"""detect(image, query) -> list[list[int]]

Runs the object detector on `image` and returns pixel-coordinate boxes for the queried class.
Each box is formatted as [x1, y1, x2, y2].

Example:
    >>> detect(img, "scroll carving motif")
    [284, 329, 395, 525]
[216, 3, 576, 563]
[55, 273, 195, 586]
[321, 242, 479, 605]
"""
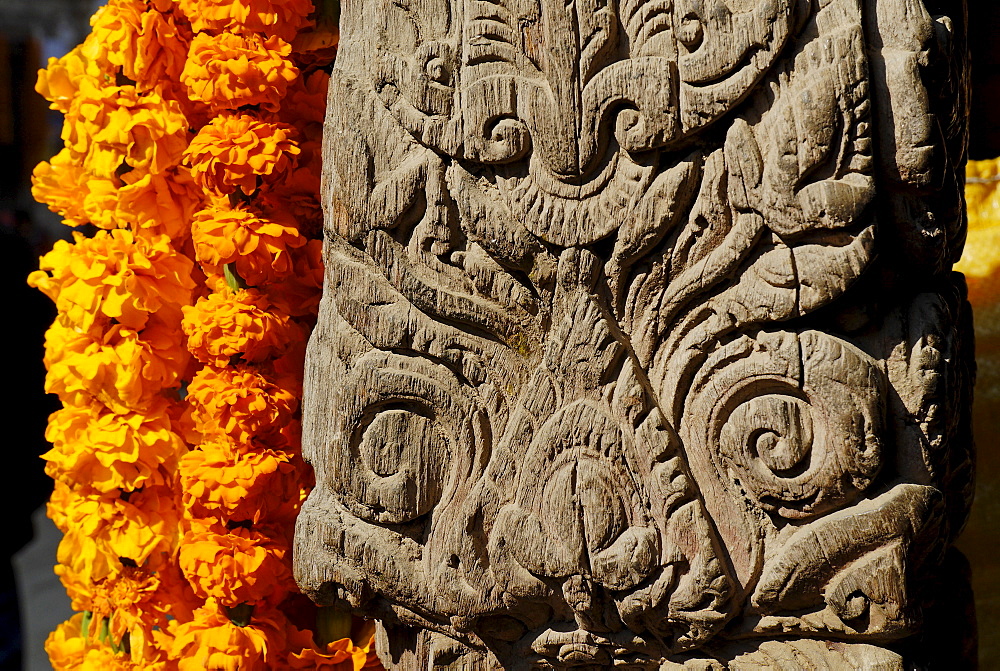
[294, 0, 973, 666]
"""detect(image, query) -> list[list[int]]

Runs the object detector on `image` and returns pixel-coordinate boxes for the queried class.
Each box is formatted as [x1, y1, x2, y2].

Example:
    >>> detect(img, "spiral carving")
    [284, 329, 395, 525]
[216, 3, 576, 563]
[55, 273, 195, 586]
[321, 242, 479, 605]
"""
[691, 330, 885, 520]
[324, 351, 485, 525]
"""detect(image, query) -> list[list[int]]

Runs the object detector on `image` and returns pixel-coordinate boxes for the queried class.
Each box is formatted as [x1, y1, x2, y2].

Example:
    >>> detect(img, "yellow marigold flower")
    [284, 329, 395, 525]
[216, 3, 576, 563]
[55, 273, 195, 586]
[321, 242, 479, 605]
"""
[58, 487, 179, 574]
[176, 0, 314, 42]
[36, 35, 106, 113]
[90, 0, 144, 79]
[184, 113, 299, 196]
[31, 149, 105, 228]
[116, 168, 205, 241]
[43, 317, 191, 414]
[170, 600, 289, 671]
[182, 32, 298, 112]
[63, 80, 190, 180]
[187, 364, 298, 443]
[29, 229, 195, 333]
[191, 202, 306, 285]
[32, 148, 133, 231]
[47, 480, 75, 534]
[55, 559, 98, 613]
[182, 288, 298, 366]
[43, 403, 184, 494]
[81, 645, 167, 670]
[91, 0, 191, 92]
[88, 564, 185, 662]
[45, 613, 87, 671]
[179, 439, 300, 524]
[178, 524, 293, 607]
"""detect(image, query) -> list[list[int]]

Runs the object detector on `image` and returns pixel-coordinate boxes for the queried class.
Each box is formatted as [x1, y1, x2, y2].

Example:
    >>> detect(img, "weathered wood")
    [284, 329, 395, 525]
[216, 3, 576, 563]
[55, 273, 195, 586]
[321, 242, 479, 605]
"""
[294, 0, 974, 666]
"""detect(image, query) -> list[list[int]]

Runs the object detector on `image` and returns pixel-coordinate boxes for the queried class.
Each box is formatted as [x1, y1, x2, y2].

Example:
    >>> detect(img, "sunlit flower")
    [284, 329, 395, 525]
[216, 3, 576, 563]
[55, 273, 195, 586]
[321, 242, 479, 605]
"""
[43, 403, 184, 494]
[116, 168, 205, 242]
[42, 315, 191, 414]
[187, 364, 298, 443]
[45, 613, 87, 671]
[31, 149, 110, 228]
[170, 600, 289, 671]
[90, 0, 191, 92]
[62, 80, 190, 180]
[176, 0, 314, 42]
[184, 113, 299, 196]
[29, 229, 195, 333]
[179, 439, 300, 524]
[35, 37, 106, 113]
[179, 524, 293, 606]
[56, 487, 179, 575]
[182, 32, 298, 112]
[191, 202, 306, 285]
[182, 288, 298, 366]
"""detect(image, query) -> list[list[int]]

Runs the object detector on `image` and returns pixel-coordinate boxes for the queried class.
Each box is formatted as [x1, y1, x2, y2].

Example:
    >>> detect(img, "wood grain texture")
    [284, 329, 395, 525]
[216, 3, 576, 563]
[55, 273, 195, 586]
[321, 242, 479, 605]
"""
[293, 0, 973, 666]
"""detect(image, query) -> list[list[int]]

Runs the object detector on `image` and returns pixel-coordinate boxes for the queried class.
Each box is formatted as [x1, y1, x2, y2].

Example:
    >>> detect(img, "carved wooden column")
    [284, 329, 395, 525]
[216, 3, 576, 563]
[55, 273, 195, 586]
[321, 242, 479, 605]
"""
[294, 0, 974, 666]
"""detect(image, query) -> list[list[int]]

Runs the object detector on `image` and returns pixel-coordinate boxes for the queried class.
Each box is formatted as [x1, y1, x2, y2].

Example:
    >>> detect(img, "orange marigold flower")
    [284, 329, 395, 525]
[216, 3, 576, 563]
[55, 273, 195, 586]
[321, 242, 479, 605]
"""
[182, 32, 298, 112]
[264, 238, 325, 318]
[178, 525, 293, 607]
[287, 630, 383, 670]
[43, 316, 191, 414]
[182, 288, 298, 366]
[62, 80, 189, 180]
[191, 202, 306, 285]
[29, 229, 195, 333]
[259, 163, 323, 235]
[90, 566, 163, 640]
[170, 600, 289, 671]
[45, 613, 87, 671]
[179, 439, 300, 524]
[184, 113, 299, 197]
[43, 403, 184, 494]
[176, 0, 314, 42]
[279, 68, 330, 126]
[187, 364, 298, 443]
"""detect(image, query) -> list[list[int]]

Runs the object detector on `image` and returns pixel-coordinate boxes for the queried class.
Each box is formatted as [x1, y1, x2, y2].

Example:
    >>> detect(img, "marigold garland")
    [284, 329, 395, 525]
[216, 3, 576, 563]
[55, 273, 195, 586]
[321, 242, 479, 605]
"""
[32, 0, 382, 667]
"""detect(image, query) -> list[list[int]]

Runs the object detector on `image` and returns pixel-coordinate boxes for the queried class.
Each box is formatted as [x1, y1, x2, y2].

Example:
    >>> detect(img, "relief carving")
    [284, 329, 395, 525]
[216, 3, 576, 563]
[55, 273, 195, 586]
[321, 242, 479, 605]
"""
[294, 0, 974, 666]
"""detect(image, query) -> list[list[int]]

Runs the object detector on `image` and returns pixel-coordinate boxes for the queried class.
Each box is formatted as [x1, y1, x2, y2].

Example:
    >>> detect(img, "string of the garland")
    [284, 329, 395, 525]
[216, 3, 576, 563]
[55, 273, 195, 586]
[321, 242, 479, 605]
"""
[29, 0, 382, 668]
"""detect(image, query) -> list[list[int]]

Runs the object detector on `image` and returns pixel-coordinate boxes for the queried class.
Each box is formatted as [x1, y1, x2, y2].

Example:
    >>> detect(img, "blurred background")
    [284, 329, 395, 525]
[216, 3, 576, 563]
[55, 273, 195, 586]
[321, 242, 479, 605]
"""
[1, 0, 999, 669]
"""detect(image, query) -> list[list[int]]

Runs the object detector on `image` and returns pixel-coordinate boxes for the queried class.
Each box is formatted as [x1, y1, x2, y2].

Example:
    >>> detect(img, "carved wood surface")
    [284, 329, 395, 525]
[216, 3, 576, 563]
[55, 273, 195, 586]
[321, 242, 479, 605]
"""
[294, 0, 974, 667]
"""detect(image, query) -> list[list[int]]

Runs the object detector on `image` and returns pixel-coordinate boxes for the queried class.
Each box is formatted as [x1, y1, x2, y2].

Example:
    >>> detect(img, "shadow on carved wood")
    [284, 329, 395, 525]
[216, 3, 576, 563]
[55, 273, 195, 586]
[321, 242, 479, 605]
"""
[293, 0, 975, 667]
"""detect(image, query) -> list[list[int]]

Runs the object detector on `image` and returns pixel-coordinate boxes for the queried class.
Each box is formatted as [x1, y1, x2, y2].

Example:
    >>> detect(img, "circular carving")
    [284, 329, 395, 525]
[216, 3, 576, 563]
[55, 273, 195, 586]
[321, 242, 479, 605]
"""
[326, 352, 484, 524]
[697, 331, 885, 519]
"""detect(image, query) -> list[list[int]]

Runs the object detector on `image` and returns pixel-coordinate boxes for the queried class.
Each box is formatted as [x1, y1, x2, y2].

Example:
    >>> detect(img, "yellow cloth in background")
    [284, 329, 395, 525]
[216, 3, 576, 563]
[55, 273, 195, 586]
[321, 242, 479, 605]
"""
[959, 159, 1000, 305]
[957, 159, 1000, 665]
